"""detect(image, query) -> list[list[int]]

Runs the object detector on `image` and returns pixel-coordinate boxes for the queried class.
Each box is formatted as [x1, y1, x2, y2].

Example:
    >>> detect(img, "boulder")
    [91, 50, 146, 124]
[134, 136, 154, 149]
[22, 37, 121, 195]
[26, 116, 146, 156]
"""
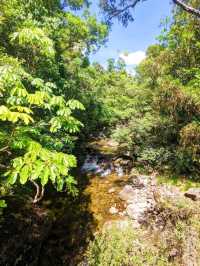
[126, 202, 150, 221]
[119, 185, 135, 201]
[184, 188, 200, 201]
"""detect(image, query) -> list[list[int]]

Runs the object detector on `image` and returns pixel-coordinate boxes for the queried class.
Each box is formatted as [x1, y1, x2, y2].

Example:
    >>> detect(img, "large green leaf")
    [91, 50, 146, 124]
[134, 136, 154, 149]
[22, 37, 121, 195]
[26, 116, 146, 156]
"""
[20, 165, 29, 184]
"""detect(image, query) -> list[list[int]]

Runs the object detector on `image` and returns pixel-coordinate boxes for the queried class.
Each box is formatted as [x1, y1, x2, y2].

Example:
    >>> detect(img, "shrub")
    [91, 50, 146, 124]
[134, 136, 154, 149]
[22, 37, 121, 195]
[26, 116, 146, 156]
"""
[86, 223, 171, 266]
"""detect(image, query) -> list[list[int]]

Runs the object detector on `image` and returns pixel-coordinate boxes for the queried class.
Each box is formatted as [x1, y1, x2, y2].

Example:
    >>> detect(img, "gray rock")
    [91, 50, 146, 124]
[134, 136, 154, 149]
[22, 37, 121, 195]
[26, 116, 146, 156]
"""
[118, 175, 158, 223]
[159, 184, 182, 200]
[119, 185, 135, 201]
[184, 188, 200, 201]
[126, 203, 147, 220]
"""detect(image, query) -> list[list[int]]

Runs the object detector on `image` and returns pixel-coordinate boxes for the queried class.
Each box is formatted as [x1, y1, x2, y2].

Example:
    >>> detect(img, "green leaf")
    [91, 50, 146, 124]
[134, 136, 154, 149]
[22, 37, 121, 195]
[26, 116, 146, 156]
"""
[57, 178, 64, 191]
[40, 167, 50, 186]
[31, 161, 43, 180]
[7, 172, 18, 185]
[0, 200, 7, 208]
[49, 165, 57, 183]
[20, 165, 29, 184]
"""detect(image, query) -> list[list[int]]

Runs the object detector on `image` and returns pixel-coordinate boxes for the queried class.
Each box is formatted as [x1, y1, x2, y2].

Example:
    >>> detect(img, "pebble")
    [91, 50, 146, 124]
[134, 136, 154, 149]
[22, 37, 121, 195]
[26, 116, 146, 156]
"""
[108, 188, 116, 193]
[109, 206, 119, 215]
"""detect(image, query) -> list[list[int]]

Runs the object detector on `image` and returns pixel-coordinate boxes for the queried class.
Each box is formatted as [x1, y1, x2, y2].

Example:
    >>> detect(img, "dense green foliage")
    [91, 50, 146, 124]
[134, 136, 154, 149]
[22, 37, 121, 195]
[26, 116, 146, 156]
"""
[98, 1, 200, 178]
[1, 0, 200, 265]
[1, 0, 200, 206]
[0, 0, 108, 203]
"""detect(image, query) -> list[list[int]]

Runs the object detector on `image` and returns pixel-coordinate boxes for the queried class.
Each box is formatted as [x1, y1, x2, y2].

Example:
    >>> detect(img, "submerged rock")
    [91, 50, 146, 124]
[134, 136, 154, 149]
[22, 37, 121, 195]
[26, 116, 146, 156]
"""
[107, 140, 119, 147]
[115, 166, 124, 177]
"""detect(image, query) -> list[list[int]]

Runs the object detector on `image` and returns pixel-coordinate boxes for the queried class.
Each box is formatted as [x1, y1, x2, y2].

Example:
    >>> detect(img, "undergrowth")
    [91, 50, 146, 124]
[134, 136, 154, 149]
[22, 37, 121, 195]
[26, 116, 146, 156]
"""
[84, 198, 200, 266]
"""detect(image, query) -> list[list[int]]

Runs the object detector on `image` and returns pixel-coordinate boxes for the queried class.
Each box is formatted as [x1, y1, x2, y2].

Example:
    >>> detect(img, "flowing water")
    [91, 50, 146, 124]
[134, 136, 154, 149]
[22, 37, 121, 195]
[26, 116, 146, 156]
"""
[81, 151, 130, 229]
[39, 139, 132, 265]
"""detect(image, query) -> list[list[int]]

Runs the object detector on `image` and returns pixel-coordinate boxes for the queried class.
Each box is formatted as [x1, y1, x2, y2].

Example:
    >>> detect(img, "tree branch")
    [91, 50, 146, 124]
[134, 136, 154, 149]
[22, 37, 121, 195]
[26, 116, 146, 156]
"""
[30, 180, 45, 204]
[109, 0, 142, 19]
[105, 0, 200, 22]
[36, 186, 45, 203]
[173, 0, 200, 18]
[0, 146, 11, 155]
[0, 146, 9, 152]
[0, 163, 8, 169]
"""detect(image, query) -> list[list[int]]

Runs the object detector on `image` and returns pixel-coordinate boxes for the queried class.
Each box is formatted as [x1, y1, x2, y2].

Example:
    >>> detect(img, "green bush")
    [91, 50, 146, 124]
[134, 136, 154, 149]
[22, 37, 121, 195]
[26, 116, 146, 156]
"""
[86, 223, 170, 266]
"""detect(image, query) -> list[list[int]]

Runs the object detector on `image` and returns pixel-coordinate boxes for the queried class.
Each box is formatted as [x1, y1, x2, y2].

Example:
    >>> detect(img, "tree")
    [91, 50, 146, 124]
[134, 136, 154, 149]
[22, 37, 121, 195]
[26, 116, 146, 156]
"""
[102, 0, 200, 176]
[0, 0, 108, 204]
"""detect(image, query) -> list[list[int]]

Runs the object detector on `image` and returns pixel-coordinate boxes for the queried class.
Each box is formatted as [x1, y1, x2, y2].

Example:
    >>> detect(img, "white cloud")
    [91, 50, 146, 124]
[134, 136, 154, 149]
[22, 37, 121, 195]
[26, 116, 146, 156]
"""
[119, 51, 146, 65]
[126, 67, 136, 76]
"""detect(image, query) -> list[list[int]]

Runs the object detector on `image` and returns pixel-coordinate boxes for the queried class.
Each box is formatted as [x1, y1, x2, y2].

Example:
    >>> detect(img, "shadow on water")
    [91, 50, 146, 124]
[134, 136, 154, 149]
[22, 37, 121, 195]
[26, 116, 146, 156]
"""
[0, 170, 96, 266]
[39, 172, 96, 266]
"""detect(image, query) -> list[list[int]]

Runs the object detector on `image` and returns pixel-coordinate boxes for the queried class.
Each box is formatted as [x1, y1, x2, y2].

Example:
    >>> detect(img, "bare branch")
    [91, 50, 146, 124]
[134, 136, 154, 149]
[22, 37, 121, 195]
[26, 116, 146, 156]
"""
[173, 0, 200, 18]
[102, 0, 200, 23]
[36, 186, 45, 203]
[30, 180, 45, 204]
[109, 0, 142, 19]
[0, 163, 8, 169]
[0, 146, 9, 152]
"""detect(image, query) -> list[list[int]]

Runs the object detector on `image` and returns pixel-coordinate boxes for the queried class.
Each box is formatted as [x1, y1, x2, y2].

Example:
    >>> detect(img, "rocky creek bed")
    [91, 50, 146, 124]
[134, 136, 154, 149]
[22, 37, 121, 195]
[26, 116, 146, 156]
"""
[81, 139, 190, 230]
[1, 139, 200, 266]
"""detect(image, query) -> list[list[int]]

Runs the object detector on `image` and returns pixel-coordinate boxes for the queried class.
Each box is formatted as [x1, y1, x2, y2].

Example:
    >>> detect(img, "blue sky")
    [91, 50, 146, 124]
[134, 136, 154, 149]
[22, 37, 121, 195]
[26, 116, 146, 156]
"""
[89, 0, 173, 71]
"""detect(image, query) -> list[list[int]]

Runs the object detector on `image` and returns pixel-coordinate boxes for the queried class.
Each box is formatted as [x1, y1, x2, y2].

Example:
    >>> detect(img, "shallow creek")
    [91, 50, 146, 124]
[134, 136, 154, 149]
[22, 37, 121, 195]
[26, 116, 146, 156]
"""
[81, 150, 130, 229]
[40, 139, 132, 265]
[0, 139, 132, 266]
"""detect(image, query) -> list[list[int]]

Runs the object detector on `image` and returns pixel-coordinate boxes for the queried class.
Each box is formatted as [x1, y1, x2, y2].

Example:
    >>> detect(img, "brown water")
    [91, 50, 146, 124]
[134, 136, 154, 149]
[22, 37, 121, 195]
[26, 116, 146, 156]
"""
[84, 172, 129, 229]
[81, 139, 131, 228]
